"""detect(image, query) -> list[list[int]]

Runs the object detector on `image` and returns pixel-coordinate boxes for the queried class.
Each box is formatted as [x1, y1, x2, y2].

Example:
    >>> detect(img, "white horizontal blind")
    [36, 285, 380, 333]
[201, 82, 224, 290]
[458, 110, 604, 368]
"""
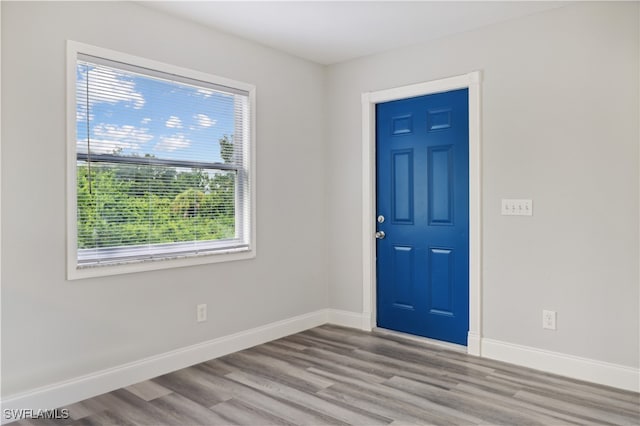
[75, 55, 250, 267]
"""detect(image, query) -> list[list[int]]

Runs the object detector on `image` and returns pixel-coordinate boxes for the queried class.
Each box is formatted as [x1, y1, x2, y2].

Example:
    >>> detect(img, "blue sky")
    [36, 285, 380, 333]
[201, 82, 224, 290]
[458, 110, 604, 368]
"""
[76, 62, 236, 164]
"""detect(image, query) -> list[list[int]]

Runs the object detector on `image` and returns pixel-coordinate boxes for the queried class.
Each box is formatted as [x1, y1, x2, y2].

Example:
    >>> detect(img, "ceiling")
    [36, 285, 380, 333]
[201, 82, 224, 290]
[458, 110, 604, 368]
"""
[142, 1, 567, 65]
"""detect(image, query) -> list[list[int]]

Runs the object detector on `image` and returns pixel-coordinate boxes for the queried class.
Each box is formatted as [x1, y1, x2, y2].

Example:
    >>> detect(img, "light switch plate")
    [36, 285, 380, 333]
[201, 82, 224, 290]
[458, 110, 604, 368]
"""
[501, 199, 533, 216]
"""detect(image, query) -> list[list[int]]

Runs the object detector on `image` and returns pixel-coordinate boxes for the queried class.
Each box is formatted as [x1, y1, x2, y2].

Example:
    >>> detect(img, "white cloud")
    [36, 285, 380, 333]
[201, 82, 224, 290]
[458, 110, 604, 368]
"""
[93, 123, 153, 145]
[78, 123, 153, 155]
[194, 113, 216, 128]
[76, 108, 94, 123]
[196, 88, 213, 98]
[165, 116, 182, 128]
[154, 134, 191, 152]
[77, 138, 141, 155]
[141, 117, 152, 125]
[80, 66, 145, 109]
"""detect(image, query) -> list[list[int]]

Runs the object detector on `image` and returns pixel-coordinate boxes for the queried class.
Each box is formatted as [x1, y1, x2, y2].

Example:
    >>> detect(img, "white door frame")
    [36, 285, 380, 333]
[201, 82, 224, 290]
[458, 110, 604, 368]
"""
[361, 71, 482, 356]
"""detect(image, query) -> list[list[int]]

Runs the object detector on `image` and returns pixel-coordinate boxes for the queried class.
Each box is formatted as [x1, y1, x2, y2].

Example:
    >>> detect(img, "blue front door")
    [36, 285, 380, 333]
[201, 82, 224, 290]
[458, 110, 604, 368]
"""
[376, 89, 469, 345]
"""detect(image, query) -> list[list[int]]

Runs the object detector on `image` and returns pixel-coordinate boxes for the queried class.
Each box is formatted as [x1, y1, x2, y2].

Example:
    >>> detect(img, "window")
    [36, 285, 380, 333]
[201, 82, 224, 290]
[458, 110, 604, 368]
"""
[67, 42, 255, 279]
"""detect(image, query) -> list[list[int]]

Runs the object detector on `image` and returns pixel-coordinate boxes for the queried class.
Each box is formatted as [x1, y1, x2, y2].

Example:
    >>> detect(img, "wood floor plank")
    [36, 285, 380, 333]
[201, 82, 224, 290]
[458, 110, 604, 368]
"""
[452, 382, 592, 425]
[318, 381, 464, 426]
[209, 398, 296, 426]
[151, 366, 232, 407]
[287, 333, 360, 354]
[384, 375, 544, 426]
[317, 327, 477, 372]
[191, 365, 347, 426]
[64, 394, 121, 422]
[146, 392, 230, 425]
[256, 342, 391, 385]
[444, 370, 520, 397]
[124, 380, 172, 402]
[491, 370, 640, 410]
[71, 409, 138, 426]
[514, 389, 639, 425]
[224, 350, 335, 391]
[335, 346, 472, 387]
[308, 366, 485, 425]
[269, 338, 308, 351]
[85, 389, 175, 425]
[352, 347, 492, 379]
[226, 370, 391, 425]
[67, 392, 145, 424]
[39, 325, 637, 426]
[520, 384, 640, 418]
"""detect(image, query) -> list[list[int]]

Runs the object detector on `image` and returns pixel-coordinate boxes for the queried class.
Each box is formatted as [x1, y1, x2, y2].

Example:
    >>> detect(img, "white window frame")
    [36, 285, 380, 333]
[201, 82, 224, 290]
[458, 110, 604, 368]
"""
[66, 41, 256, 280]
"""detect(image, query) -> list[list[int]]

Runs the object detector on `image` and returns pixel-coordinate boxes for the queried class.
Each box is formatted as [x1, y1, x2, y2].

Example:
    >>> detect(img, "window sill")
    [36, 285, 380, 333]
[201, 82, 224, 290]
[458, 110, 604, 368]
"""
[67, 246, 255, 280]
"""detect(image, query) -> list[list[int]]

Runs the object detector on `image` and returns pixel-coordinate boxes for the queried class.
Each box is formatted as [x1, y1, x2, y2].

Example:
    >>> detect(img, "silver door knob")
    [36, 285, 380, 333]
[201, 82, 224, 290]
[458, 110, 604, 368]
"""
[375, 231, 386, 239]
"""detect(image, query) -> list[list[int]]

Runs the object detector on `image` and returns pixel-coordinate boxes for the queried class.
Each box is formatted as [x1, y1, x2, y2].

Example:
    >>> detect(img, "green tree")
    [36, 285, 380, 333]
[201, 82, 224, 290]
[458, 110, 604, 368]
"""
[219, 134, 234, 164]
[171, 188, 205, 218]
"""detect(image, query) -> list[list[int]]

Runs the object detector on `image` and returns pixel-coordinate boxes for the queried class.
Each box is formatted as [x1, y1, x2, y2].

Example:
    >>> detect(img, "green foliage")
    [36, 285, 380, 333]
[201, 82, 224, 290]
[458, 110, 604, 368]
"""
[77, 153, 236, 250]
[219, 134, 234, 164]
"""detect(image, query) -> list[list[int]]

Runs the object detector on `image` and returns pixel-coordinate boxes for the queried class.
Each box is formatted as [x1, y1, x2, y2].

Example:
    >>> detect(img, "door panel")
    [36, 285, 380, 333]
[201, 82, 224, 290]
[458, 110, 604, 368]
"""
[391, 245, 415, 309]
[376, 89, 469, 345]
[428, 146, 454, 225]
[392, 150, 414, 223]
[428, 247, 454, 315]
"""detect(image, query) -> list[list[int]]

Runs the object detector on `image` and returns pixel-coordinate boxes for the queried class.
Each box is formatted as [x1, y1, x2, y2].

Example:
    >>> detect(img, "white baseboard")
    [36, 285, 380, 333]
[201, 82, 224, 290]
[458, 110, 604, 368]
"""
[326, 308, 368, 330]
[467, 331, 481, 356]
[0, 309, 328, 424]
[482, 338, 640, 393]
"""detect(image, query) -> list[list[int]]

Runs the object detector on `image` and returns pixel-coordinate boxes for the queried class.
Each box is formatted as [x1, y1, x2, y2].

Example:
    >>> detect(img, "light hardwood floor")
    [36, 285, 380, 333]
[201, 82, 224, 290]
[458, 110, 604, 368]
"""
[15, 325, 640, 425]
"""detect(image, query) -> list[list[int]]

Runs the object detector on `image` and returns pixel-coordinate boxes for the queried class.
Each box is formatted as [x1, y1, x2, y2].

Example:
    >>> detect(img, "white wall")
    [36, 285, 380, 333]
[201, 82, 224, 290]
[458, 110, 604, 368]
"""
[326, 2, 639, 368]
[1, 1, 327, 396]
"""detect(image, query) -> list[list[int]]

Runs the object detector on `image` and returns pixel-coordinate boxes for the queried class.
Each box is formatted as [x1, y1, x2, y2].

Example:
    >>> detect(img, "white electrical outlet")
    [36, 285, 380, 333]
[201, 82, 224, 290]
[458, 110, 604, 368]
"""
[196, 304, 207, 322]
[542, 310, 556, 330]
[501, 199, 533, 216]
